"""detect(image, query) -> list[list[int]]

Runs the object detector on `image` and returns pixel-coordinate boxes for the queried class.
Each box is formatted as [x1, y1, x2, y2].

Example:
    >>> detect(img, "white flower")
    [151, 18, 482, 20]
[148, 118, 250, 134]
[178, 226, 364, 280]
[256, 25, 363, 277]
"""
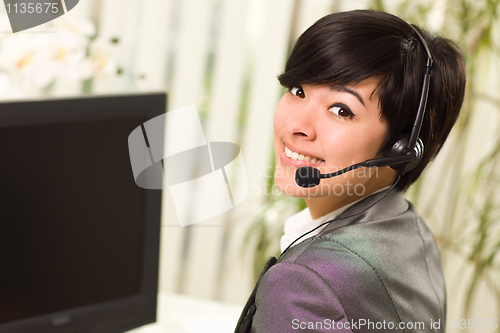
[0, 15, 97, 90]
[88, 37, 120, 77]
[0, 72, 25, 99]
[0, 11, 121, 97]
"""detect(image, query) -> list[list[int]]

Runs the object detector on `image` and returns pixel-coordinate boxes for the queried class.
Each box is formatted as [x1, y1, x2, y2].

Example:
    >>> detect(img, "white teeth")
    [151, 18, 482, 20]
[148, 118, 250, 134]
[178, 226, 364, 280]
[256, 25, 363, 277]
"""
[285, 145, 323, 163]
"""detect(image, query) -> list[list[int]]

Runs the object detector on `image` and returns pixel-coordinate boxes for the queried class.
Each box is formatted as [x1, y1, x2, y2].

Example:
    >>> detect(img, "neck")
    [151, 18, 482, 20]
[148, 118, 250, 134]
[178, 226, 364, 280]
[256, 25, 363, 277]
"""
[305, 167, 397, 220]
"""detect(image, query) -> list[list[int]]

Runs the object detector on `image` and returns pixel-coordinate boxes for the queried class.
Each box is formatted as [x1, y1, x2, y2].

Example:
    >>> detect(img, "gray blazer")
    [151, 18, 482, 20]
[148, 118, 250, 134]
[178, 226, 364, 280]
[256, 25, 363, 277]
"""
[236, 189, 446, 333]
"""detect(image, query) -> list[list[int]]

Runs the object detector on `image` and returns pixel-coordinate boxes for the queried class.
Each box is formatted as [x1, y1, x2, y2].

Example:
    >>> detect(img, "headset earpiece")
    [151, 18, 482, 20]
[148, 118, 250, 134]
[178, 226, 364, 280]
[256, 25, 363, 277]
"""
[388, 134, 424, 173]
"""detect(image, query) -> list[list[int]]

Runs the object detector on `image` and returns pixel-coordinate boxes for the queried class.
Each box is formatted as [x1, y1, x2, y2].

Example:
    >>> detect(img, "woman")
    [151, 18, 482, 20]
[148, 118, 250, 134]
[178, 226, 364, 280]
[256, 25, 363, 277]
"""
[236, 9, 465, 333]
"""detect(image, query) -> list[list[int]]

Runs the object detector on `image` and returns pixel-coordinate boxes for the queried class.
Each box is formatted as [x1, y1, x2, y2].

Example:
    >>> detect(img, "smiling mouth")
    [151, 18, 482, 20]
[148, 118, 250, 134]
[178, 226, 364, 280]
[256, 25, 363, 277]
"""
[284, 144, 324, 163]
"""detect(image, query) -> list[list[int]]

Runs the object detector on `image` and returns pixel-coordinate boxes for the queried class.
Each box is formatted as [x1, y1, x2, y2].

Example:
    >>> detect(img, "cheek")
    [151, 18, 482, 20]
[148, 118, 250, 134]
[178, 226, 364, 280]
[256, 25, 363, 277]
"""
[321, 123, 388, 166]
[273, 101, 287, 132]
[273, 100, 290, 147]
[357, 123, 389, 159]
[321, 128, 364, 164]
[366, 119, 390, 154]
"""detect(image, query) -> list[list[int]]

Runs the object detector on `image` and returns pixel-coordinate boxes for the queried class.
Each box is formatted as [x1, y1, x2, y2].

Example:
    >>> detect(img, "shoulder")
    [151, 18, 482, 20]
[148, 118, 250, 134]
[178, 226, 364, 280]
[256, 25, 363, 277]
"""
[284, 235, 404, 320]
[268, 196, 444, 327]
[253, 260, 353, 332]
[253, 247, 402, 333]
[251, 190, 446, 331]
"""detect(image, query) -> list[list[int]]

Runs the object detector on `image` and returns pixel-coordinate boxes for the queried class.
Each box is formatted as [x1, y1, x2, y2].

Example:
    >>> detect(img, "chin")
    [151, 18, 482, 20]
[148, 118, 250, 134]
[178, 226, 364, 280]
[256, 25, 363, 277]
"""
[274, 175, 315, 198]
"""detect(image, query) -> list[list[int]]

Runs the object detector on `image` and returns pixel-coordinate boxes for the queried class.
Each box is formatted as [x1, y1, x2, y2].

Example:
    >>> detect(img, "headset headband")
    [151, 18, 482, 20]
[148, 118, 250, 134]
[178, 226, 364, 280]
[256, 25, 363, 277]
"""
[407, 25, 433, 153]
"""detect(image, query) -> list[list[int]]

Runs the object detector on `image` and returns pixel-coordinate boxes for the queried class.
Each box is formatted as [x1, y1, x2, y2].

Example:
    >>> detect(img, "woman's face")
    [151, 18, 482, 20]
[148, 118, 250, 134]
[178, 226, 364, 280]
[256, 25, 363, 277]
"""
[273, 77, 394, 206]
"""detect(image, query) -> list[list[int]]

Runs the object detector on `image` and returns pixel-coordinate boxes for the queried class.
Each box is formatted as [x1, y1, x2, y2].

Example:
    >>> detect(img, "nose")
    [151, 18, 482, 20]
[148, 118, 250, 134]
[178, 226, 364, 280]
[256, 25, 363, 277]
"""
[286, 102, 317, 140]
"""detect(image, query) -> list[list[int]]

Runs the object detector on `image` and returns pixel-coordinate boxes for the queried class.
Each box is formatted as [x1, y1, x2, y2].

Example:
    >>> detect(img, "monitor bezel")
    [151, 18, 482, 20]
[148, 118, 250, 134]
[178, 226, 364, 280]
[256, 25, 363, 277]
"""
[0, 92, 166, 333]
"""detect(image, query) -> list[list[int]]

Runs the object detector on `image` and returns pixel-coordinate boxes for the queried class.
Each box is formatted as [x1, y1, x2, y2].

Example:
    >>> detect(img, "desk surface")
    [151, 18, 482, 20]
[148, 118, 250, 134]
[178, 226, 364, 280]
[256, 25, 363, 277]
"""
[126, 292, 243, 333]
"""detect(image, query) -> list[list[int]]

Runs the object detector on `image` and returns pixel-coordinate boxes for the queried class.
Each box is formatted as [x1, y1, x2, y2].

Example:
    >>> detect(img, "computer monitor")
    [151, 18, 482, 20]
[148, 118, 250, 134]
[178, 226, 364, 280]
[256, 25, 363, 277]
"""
[0, 92, 166, 333]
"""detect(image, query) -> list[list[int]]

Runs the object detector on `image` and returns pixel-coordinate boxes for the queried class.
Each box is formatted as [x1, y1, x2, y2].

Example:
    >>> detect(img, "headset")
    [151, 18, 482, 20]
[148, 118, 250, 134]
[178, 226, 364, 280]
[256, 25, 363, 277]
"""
[235, 25, 434, 333]
[288, 25, 434, 253]
[295, 25, 433, 188]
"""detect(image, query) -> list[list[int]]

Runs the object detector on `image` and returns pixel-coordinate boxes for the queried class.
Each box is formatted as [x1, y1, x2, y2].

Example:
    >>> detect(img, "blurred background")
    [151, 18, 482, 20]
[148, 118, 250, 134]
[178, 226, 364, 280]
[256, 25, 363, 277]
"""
[1, 0, 499, 332]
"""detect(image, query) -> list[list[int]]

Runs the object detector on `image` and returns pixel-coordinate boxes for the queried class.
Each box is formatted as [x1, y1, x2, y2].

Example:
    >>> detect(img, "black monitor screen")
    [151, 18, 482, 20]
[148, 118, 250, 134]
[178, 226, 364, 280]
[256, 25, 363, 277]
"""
[0, 93, 164, 331]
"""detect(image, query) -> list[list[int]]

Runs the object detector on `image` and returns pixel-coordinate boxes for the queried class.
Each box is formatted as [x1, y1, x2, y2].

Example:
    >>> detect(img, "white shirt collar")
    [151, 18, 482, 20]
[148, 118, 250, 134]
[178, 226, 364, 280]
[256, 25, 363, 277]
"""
[280, 186, 391, 252]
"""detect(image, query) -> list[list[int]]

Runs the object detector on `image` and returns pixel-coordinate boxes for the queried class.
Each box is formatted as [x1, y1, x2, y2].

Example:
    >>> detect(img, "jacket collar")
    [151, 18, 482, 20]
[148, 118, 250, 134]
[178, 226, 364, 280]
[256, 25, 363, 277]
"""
[320, 188, 409, 234]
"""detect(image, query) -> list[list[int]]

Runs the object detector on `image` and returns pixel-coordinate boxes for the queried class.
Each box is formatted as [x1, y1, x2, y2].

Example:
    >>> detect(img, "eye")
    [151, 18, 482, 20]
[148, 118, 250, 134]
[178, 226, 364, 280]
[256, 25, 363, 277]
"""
[290, 86, 305, 98]
[328, 103, 355, 119]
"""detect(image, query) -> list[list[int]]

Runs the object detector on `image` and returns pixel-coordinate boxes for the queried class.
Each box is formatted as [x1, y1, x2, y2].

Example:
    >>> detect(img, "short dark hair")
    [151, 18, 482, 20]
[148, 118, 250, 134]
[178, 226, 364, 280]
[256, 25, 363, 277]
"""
[278, 10, 466, 191]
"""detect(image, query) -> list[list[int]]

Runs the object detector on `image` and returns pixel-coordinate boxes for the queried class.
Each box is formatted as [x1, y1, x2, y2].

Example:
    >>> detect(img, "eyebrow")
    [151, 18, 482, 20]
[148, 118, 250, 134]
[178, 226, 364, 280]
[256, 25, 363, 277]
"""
[330, 85, 365, 106]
